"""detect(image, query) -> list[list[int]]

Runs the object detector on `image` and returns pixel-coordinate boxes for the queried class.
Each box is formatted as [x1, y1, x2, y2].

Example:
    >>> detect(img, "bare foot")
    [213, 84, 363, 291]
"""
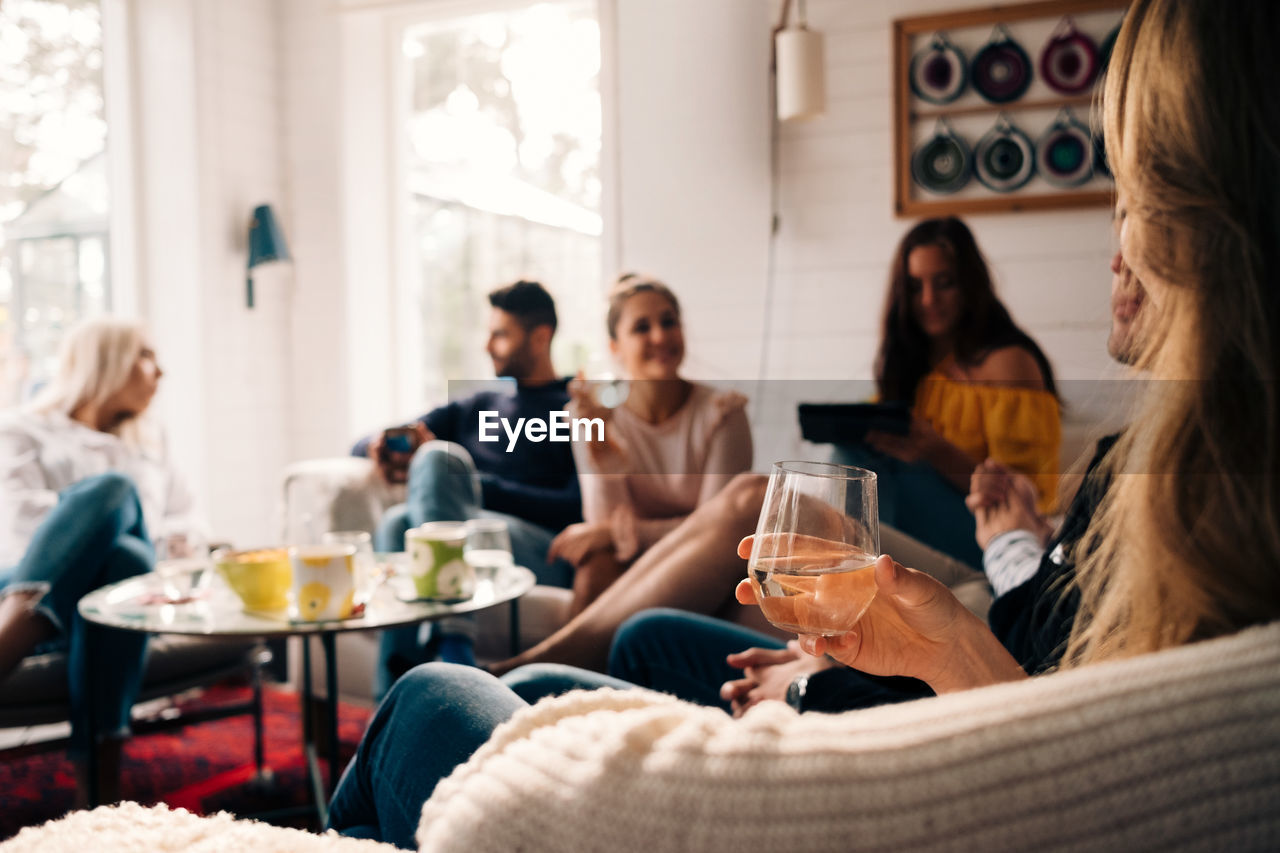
[0, 590, 55, 683]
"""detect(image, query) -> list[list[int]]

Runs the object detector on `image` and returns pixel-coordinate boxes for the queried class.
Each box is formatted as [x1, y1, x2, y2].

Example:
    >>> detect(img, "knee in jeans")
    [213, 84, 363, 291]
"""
[392, 661, 489, 702]
[409, 442, 474, 481]
[103, 534, 153, 581]
[611, 608, 682, 667]
[407, 442, 477, 500]
[79, 472, 140, 514]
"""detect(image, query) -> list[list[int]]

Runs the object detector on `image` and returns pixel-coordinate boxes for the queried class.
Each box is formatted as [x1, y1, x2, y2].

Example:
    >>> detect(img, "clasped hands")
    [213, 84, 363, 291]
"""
[965, 459, 1054, 549]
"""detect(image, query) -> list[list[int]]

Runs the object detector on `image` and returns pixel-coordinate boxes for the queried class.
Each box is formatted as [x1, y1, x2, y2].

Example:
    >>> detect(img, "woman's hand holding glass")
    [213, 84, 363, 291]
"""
[568, 371, 628, 472]
[737, 459, 1028, 695]
[735, 544, 1024, 694]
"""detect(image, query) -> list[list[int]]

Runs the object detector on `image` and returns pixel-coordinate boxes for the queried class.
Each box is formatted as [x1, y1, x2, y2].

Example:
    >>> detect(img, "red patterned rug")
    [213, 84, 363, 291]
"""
[0, 683, 372, 841]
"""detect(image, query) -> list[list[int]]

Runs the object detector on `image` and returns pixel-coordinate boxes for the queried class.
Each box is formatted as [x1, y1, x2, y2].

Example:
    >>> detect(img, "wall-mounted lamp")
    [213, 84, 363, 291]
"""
[246, 203, 291, 309]
[774, 0, 826, 121]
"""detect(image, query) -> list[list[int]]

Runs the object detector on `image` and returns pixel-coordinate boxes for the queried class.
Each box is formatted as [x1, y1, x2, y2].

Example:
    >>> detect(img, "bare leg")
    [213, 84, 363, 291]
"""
[0, 590, 55, 683]
[490, 474, 778, 675]
[569, 550, 628, 619]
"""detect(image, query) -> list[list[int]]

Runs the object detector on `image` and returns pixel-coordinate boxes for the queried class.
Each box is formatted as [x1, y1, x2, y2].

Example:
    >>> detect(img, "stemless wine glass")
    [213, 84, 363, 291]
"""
[322, 530, 376, 603]
[463, 518, 514, 582]
[583, 354, 630, 410]
[747, 461, 880, 638]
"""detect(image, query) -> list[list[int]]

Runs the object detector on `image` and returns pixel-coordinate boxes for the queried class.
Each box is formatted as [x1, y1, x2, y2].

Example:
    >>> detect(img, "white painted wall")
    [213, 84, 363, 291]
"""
[768, 0, 1116, 384]
[756, 0, 1120, 467]
[128, 0, 293, 549]
[612, 0, 773, 381]
[123, 0, 1120, 548]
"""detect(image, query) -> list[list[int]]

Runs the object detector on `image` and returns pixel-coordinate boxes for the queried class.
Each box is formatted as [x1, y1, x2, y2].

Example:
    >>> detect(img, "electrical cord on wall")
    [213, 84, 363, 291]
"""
[753, 0, 792, 425]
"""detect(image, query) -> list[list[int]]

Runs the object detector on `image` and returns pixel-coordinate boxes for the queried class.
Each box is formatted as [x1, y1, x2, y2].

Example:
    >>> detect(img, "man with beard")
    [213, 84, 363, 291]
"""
[352, 280, 580, 687]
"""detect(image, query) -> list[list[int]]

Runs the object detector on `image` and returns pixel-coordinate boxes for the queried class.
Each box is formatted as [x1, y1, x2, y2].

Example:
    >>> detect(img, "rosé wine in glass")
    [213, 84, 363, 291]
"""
[747, 461, 879, 637]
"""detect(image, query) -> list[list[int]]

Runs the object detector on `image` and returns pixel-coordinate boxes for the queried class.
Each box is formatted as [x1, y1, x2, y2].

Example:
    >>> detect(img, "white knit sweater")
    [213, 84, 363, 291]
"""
[417, 620, 1280, 852]
[6, 622, 1279, 852]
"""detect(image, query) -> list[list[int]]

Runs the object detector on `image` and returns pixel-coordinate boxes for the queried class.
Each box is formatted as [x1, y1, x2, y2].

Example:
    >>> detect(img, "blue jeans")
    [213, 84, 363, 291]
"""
[608, 608, 784, 711]
[0, 472, 153, 751]
[328, 663, 529, 849]
[374, 442, 573, 698]
[500, 608, 781, 712]
[330, 614, 782, 845]
[831, 442, 983, 569]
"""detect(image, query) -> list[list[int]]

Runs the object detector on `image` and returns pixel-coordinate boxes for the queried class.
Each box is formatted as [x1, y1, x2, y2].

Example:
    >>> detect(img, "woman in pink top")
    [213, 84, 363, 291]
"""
[547, 274, 753, 615]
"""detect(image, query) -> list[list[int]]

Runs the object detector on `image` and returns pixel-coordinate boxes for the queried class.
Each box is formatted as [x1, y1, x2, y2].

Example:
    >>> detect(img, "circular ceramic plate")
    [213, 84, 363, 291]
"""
[1040, 30, 1099, 94]
[971, 38, 1033, 103]
[1036, 119, 1094, 187]
[910, 40, 967, 104]
[974, 123, 1035, 192]
[911, 132, 972, 194]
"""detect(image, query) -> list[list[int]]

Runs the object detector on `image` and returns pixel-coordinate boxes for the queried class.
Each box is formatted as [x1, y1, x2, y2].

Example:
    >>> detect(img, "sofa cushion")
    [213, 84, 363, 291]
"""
[0, 636, 259, 728]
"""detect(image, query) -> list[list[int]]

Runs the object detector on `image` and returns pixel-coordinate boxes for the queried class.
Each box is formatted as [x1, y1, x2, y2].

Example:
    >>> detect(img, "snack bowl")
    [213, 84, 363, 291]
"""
[213, 547, 292, 613]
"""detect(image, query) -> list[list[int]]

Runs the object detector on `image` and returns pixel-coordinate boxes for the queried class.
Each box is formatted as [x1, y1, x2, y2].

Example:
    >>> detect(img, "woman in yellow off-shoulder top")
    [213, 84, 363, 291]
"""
[833, 217, 1060, 568]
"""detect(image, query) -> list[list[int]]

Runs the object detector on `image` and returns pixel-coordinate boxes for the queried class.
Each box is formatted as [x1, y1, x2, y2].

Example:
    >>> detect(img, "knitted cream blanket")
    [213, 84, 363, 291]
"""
[417, 620, 1280, 852]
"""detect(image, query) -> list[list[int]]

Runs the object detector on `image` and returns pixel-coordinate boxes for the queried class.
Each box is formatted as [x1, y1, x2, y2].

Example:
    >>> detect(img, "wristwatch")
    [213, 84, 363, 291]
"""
[785, 673, 810, 711]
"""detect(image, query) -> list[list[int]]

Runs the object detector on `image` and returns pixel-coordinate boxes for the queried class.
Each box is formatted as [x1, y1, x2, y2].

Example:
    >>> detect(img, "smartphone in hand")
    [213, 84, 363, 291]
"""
[378, 425, 423, 484]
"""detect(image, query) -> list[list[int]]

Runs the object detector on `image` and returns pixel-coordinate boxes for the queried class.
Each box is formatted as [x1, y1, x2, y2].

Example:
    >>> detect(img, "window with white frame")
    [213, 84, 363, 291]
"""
[0, 0, 110, 407]
[398, 0, 604, 404]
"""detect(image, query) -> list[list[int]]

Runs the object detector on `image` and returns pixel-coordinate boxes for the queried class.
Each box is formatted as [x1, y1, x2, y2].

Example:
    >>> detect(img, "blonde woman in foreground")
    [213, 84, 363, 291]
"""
[325, 3, 1280, 847]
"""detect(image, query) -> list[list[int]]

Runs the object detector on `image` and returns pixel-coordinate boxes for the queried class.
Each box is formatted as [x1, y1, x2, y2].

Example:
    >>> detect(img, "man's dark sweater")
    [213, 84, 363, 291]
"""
[351, 379, 582, 532]
[798, 433, 1120, 712]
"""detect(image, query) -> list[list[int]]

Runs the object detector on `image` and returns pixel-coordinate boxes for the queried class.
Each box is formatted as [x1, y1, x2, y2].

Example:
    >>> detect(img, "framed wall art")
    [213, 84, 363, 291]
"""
[893, 0, 1128, 217]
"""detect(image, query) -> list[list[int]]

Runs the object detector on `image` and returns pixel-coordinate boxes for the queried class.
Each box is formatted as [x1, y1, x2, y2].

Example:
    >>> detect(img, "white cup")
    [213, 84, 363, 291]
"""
[405, 521, 473, 600]
[288, 544, 357, 621]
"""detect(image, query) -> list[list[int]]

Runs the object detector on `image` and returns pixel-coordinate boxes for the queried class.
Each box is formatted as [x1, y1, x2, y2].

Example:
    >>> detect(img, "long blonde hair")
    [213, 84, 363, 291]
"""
[26, 317, 152, 444]
[1067, 0, 1280, 664]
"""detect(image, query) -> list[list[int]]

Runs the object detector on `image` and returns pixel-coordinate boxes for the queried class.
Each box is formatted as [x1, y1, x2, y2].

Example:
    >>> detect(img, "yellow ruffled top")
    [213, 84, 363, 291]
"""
[914, 370, 1062, 513]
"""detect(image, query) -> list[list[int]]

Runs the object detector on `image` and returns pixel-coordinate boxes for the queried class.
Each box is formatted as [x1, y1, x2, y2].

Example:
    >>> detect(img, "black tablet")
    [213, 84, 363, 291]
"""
[798, 402, 912, 445]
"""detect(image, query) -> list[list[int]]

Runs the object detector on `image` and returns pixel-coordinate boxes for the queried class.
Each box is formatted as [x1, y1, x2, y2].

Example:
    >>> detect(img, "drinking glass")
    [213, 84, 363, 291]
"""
[155, 530, 212, 603]
[322, 530, 376, 603]
[463, 518, 514, 581]
[746, 461, 880, 638]
[584, 354, 630, 409]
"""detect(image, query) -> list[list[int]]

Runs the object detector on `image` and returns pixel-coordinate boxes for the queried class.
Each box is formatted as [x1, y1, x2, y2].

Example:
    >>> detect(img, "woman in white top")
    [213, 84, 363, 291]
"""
[547, 274, 753, 616]
[0, 317, 199, 800]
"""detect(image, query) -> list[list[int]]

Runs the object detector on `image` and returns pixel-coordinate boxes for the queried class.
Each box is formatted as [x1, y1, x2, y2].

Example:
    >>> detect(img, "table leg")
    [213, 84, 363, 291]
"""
[322, 631, 339, 791]
[301, 636, 314, 750]
[300, 635, 329, 826]
[508, 597, 521, 657]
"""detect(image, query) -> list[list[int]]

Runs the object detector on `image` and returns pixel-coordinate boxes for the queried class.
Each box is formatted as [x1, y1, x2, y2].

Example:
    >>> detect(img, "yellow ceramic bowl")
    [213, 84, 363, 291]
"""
[214, 547, 292, 612]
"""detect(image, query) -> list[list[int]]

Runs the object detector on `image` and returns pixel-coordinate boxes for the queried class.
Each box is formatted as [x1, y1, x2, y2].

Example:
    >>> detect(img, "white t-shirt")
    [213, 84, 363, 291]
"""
[0, 409, 202, 568]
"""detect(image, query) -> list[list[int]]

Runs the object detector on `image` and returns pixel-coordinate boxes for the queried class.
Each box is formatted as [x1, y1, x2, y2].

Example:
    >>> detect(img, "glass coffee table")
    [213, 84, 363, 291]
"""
[79, 554, 534, 824]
